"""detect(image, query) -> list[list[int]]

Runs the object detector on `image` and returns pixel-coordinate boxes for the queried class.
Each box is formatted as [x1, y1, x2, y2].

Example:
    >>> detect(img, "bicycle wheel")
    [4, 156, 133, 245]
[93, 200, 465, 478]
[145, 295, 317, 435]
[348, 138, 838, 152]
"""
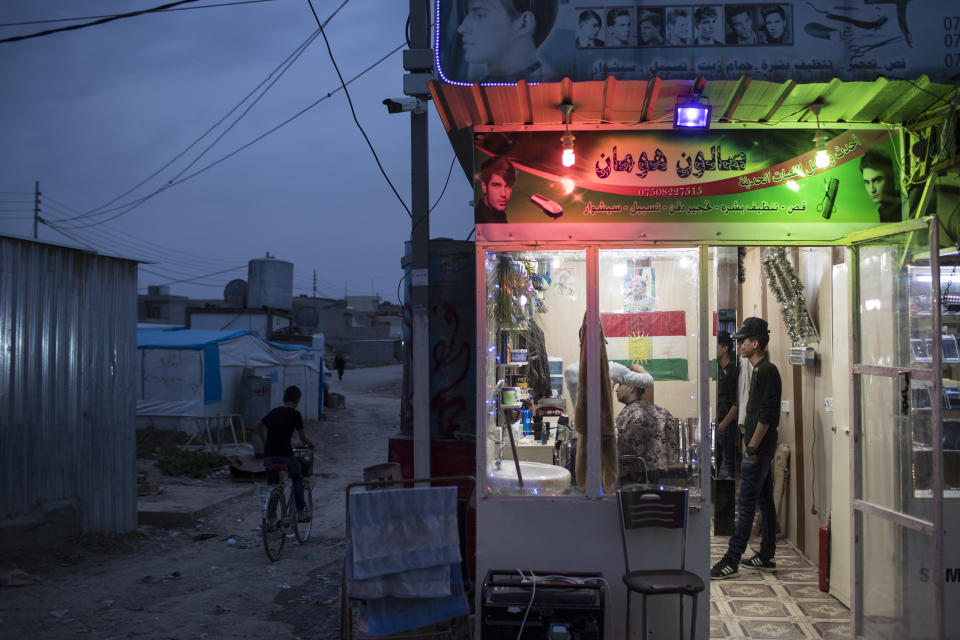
[262, 490, 286, 561]
[294, 483, 313, 543]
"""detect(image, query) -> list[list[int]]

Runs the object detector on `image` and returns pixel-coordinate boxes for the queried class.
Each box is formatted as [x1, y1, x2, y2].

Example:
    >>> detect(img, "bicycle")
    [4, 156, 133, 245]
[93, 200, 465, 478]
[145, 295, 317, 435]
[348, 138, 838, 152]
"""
[261, 446, 314, 561]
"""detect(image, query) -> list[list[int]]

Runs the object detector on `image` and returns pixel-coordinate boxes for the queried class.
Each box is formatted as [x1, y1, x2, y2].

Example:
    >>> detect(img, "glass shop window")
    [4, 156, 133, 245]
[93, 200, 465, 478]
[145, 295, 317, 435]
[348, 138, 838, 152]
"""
[484, 250, 586, 497]
[599, 248, 702, 495]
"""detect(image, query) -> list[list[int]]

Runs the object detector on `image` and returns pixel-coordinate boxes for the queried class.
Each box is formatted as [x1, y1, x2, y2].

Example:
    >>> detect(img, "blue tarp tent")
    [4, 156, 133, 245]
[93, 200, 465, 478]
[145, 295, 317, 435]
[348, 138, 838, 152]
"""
[136, 328, 328, 430]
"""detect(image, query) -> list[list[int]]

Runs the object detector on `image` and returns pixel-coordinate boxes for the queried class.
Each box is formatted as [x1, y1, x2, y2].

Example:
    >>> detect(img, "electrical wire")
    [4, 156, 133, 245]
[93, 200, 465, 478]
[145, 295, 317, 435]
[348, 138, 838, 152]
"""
[0, 1, 275, 27]
[41, 202, 240, 271]
[140, 264, 247, 286]
[41, 194, 345, 297]
[55, 28, 323, 223]
[307, 0, 411, 217]
[0, 0, 203, 44]
[55, 41, 406, 229]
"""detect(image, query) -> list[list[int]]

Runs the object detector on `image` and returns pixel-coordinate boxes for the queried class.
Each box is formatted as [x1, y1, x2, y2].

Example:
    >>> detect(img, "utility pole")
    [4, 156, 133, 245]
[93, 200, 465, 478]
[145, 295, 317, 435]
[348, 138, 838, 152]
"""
[407, 0, 433, 480]
[33, 181, 40, 239]
[313, 270, 317, 298]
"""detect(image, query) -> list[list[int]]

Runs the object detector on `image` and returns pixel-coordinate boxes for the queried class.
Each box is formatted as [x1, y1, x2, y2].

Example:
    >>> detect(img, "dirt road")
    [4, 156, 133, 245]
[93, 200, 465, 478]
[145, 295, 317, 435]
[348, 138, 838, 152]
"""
[0, 364, 404, 639]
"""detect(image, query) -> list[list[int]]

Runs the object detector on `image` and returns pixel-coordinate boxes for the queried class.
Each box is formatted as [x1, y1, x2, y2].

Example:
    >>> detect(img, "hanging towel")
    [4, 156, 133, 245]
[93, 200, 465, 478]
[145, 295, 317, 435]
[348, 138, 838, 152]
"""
[348, 486, 461, 580]
[364, 562, 469, 636]
[345, 544, 452, 599]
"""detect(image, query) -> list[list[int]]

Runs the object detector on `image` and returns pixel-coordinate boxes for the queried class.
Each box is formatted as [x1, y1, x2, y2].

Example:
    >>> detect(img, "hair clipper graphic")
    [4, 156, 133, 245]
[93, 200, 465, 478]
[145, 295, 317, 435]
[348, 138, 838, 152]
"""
[822, 177, 839, 219]
[529, 193, 564, 219]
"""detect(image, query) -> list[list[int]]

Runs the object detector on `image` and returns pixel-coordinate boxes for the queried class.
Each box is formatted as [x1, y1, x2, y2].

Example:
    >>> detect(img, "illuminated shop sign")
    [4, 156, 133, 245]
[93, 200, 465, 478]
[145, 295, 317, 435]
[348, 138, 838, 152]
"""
[438, 1, 957, 85]
[473, 129, 902, 226]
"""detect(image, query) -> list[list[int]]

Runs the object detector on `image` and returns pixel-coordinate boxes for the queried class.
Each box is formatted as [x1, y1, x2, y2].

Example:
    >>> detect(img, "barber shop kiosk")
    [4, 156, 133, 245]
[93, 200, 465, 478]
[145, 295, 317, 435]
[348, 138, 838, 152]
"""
[424, 3, 958, 638]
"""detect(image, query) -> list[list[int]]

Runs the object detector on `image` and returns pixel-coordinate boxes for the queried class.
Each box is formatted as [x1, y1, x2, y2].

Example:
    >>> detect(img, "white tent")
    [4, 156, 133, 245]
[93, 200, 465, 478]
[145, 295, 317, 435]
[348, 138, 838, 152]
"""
[136, 328, 327, 430]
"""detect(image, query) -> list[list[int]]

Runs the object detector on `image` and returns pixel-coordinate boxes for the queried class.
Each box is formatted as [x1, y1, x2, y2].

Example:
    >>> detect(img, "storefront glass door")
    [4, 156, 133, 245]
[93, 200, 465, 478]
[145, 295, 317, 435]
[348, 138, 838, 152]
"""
[848, 218, 945, 640]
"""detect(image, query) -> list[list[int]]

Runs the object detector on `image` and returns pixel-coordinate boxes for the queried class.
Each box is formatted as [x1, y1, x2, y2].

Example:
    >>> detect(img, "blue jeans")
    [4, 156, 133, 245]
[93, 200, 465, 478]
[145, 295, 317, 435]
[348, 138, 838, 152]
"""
[724, 452, 777, 564]
[715, 424, 737, 479]
[264, 455, 305, 511]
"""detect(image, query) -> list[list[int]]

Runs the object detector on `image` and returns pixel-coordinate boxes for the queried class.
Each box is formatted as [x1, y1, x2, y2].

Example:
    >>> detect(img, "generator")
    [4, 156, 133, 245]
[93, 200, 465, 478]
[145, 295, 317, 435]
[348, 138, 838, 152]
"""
[481, 570, 606, 640]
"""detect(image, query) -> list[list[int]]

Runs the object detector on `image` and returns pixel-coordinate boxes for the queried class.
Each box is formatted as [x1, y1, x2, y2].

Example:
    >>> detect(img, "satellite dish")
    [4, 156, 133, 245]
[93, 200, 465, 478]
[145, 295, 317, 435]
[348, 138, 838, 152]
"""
[224, 279, 248, 306]
[295, 306, 319, 331]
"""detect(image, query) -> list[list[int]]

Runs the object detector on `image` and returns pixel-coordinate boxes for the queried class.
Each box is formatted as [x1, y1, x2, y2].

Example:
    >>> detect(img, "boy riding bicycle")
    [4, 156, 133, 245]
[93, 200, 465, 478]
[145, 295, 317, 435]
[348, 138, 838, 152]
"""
[257, 385, 316, 523]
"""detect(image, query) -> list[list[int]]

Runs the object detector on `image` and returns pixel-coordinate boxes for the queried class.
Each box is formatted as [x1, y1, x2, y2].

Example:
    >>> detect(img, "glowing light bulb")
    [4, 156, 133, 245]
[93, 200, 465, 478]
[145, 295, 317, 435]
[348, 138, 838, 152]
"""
[785, 180, 800, 192]
[560, 177, 575, 195]
[560, 129, 575, 167]
[815, 149, 830, 169]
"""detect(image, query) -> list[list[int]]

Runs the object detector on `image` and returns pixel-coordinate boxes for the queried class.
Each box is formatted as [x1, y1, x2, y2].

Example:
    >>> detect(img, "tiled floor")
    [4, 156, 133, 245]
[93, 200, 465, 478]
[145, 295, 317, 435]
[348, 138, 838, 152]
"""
[710, 536, 851, 639]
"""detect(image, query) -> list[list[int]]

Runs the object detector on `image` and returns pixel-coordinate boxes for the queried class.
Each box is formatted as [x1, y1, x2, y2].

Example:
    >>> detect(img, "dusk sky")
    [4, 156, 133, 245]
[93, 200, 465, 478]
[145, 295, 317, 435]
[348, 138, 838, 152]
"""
[0, 0, 474, 302]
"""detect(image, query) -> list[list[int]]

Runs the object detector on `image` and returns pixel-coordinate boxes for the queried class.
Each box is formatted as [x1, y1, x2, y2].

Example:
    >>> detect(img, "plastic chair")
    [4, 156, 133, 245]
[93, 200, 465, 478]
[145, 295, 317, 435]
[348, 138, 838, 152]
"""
[617, 485, 704, 640]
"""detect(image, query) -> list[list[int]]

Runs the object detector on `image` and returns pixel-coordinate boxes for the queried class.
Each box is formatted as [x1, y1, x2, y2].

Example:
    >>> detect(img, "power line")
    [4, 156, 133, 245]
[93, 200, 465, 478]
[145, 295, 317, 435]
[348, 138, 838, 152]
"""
[307, 0, 411, 217]
[55, 29, 322, 222]
[55, 41, 406, 229]
[0, 0, 203, 45]
[140, 264, 247, 286]
[0, 0, 275, 27]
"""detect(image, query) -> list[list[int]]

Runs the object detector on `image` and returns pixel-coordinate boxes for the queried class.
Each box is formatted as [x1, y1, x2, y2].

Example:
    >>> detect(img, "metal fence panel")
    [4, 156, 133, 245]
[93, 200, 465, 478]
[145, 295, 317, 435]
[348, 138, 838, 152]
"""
[1, 236, 138, 533]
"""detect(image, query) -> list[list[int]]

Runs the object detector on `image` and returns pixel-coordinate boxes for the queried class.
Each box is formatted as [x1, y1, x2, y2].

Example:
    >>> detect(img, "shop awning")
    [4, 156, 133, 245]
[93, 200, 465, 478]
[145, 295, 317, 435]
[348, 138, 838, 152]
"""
[429, 75, 957, 179]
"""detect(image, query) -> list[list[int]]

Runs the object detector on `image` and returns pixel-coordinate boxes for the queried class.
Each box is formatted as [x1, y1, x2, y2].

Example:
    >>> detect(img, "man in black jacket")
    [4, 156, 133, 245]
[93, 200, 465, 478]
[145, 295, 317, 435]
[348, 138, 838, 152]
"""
[715, 331, 738, 480]
[711, 317, 781, 579]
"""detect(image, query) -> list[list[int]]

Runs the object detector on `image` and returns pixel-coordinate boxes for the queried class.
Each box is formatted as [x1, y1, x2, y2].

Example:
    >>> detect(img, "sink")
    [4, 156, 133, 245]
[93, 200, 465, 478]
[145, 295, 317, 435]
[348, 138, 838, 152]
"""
[487, 460, 571, 494]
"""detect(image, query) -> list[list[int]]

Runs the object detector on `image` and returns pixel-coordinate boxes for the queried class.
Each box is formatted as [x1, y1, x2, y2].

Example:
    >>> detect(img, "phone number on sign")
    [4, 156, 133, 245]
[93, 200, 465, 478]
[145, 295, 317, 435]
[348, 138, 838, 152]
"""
[635, 186, 703, 197]
[946, 16, 960, 68]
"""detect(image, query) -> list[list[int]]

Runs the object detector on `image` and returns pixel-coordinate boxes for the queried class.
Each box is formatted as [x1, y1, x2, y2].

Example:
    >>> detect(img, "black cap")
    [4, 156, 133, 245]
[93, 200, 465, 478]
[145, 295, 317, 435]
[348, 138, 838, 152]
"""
[717, 330, 734, 348]
[732, 317, 769, 340]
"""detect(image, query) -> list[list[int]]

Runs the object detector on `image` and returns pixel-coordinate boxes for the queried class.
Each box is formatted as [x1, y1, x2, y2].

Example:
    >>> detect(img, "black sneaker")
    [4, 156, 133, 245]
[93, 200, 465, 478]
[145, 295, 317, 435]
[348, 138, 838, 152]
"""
[743, 554, 777, 572]
[710, 558, 740, 580]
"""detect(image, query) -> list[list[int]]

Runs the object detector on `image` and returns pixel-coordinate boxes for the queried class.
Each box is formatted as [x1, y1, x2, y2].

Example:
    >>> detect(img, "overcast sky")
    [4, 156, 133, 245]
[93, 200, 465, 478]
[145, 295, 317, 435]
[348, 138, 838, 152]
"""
[0, 0, 474, 302]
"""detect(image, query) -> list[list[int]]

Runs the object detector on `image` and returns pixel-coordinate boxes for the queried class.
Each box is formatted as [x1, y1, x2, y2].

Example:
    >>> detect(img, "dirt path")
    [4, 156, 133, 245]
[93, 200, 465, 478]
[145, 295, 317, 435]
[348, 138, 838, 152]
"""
[0, 364, 403, 640]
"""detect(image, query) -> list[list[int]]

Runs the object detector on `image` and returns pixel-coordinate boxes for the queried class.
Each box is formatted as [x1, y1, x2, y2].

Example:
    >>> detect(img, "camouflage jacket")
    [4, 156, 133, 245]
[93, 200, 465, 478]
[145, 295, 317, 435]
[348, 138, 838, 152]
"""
[615, 400, 680, 476]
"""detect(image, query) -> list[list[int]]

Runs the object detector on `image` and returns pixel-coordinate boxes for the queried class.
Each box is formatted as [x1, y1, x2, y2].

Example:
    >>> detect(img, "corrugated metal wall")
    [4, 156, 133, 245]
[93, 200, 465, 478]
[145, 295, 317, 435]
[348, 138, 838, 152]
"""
[1, 236, 139, 533]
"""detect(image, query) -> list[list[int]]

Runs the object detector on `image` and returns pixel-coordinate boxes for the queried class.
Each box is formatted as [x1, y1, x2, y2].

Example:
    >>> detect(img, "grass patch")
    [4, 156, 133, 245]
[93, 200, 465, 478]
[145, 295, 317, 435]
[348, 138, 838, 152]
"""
[155, 447, 231, 479]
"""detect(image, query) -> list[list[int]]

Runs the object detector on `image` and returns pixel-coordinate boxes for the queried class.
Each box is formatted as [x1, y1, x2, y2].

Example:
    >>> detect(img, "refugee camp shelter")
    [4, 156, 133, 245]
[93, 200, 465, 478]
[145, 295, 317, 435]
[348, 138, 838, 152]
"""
[136, 328, 326, 431]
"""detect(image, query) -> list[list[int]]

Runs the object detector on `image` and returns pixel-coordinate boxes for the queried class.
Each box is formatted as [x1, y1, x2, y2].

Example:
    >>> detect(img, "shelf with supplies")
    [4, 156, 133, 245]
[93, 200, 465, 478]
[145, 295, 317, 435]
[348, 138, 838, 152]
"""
[906, 263, 960, 497]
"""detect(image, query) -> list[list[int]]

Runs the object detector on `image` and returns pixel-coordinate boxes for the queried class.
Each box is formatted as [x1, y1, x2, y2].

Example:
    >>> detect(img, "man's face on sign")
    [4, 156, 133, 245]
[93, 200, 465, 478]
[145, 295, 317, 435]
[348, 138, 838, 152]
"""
[862, 167, 888, 204]
[611, 15, 631, 42]
[697, 14, 717, 40]
[764, 11, 785, 39]
[670, 13, 690, 40]
[578, 16, 600, 44]
[482, 174, 513, 212]
[458, 0, 516, 65]
[639, 19, 657, 43]
[730, 11, 753, 39]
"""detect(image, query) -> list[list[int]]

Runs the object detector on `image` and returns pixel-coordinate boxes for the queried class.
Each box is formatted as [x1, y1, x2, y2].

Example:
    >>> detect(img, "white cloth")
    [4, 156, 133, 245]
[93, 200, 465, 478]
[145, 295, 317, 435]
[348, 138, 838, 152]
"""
[563, 361, 654, 401]
[737, 357, 753, 427]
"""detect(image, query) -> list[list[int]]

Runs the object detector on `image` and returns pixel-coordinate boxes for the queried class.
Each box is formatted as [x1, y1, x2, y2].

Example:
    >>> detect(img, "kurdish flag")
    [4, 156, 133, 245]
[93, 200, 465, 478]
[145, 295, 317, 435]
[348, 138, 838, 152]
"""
[602, 311, 688, 381]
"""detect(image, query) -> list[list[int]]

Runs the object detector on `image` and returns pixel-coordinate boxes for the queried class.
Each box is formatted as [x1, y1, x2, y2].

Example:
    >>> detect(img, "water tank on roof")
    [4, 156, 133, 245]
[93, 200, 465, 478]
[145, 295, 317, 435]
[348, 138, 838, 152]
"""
[248, 255, 293, 310]
[295, 306, 319, 331]
[224, 279, 248, 307]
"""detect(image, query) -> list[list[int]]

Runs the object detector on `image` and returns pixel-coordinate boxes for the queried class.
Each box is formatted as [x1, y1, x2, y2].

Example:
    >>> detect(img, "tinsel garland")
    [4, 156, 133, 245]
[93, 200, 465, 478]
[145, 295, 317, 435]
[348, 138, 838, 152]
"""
[737, 246, 746, 284]
[492, 257, 527, 329]
[760, 247, 820, 347]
